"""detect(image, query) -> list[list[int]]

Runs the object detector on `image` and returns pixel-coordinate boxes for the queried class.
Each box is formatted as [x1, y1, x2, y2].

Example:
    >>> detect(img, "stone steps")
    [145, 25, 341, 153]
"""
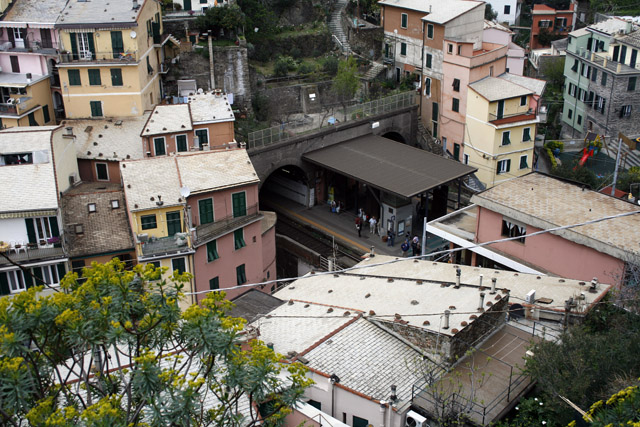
[329, 0, 351, 53]
[363, 62, 385, 80]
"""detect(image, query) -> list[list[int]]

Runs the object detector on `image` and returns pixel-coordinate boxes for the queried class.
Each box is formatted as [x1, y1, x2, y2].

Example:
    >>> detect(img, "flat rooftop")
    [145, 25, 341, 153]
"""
[0, 0, 67, 26]
[469, 76, 533, 102]
[56, 0, 147, 28]
[471, 173, 640, 263]
[0, 73, 48, 88]
[187, 92, 235, 124]
[141, 104, 193, 137]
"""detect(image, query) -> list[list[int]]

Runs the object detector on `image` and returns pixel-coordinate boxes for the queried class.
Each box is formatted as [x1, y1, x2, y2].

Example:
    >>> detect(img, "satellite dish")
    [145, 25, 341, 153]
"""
[130, 30, 137, 39]
[180, 186, 191, 198]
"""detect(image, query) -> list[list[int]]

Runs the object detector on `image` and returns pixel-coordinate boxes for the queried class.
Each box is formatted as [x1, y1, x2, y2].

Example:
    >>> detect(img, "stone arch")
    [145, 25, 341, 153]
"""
[382, 131, 407, 144]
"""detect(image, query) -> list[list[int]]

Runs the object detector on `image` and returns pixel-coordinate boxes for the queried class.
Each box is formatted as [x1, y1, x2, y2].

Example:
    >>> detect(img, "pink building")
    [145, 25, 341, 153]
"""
[427, 173, 640, 286]
[483, 20, 526, 76]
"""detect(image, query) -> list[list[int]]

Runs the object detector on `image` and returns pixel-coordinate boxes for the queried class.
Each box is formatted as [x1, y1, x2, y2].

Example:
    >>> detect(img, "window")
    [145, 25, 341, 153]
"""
[400, 42, 407, 56]
[199, 198, 214, 224]
[96, 162, 109, 181]
[538, 20, 552, 28]
[621, 105, 632, 118]
[234, 228, 246, 250]
[432, 122, 438, 138]
[424, 77, 431, 97]
[452, 78, 460, 92]
[166, 211, 182, 235]
[448, 44, 453, 54]
[110, 68, 123, 86]
[73, 32, 94, 59]
[39, 264, 64, 286]
[555, 17, 567, 29]
[457, 45, 462, 55]
[426, 53, 432, 68]
[88, 69, 101, 85]
[146, 56, 153, 74]
[353, 416, 370, 427]
[577, 115, 583, 125]
[504, 5, 511, 14]
[463, 153, 469, 164]
[28, 112, 38, 126]
[90, 101, 103, 117]
[519, 155, 529, 170]
[401, 13, 408, 28]
[581, 63, 590, 78]
[502, 218, 526, 243]
[4, 270, 26, 294]
[427, 23, 434, 39]
[154, 137, 166, 156]
[489, 65, 494, 76]
[601, 72, 607, 86]
[111, 31, 124, 58]
[10, 55, 19, 73]
[68, 69, 81, 86]
[501, 131, 511, 146]
[25, 217, 59, 247]
[176, 134, 188, 152]
[523, 127, 531, 142]
[209, 277, 219, 290]
[172, 258, 186, 275]
[432, 102, 438, 121]
[591, 68, 598, 82]
[236, 264, 247, 285]
[568, 109, 573, 119]
[43, 106, 50, 123]
[628, 77, 637, 91]
[497, 159, 511, 174]
[588, 91, 595, 107]
[232, 192, 247, 217]
[195, 129, 208, 148]
[141, 214, 157, 230]
[571, 59, 578, 72]
[568, 83, 576, 97]
[1, 152, 31, 164]
[207, 240, 219, 262]
[520, 95, 527, 106]
[595, 95, 606, 114]
[111, 200, 120, 209]
[452, 98, 460, 113]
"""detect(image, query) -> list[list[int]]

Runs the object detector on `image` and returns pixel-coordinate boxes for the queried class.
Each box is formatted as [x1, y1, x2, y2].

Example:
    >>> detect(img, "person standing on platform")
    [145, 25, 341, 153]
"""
[369, 216, 377, 234]
[355, 216, 362, 237]
[411, 236, 420, 257]
[387, 229, 395, 246]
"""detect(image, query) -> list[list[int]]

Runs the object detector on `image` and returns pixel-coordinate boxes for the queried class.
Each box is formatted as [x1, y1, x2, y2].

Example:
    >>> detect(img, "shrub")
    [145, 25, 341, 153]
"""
[297, 62, 316, 75]
[545, 140, 564, 152]
[252, 92, 270, 122]
[323, 55, 339, 76]
[290, 47, 302, 59]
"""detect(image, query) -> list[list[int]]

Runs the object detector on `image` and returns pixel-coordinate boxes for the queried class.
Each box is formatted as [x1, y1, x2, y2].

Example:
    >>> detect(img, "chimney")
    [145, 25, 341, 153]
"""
[478, 292, 485, 311]
[589, 277, 598, 293]
[455, 267, 461, 288]
[65, 126, 73, 136]
[443, 310, 450, 329]
[26, 72, 32, 83]
[132, 0, 139, 9]
[390, 385, 397, 401]
[491, 277, 497, 294]
[478, 274, 483, 288]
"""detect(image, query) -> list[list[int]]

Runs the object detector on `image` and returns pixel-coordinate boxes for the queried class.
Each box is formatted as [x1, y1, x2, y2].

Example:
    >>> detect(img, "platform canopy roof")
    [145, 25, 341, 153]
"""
[302, 135, 477, 198]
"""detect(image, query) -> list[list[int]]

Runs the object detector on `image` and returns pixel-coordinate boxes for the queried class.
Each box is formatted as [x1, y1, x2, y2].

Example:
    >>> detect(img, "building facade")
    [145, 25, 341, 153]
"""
[530, 2, 576, 50]
[486, 0, 522, 26]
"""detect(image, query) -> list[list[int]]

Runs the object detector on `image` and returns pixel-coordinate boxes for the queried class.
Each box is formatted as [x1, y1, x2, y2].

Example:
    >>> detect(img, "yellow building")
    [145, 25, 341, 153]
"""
[55, 0, 164, 118]
[465, 74, 545, 188]
[0, 75, 55, 128]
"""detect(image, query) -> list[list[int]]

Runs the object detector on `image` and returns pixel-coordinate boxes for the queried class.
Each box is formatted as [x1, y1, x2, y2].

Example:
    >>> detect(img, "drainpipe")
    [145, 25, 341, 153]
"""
[330, 374, 340, 417]
[379, 401, 387, 427]
[208, 31, 215, 90]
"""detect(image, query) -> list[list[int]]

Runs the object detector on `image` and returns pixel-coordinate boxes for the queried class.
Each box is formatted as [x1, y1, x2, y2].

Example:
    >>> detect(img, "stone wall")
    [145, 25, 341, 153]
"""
[342, 15, 383, 60]
[257, 80, 341, 119]
[250, 30, 333, 62]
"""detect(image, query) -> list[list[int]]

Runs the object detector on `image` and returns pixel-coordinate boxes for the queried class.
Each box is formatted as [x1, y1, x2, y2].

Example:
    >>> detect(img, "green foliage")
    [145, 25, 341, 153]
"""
[540, 57, 566, 89]
[537, 28, 566, 47]
[273, 55, 298, 77]
[551, 160, 604, 189]
[485, 3, 498, 21]
[195, 4, 246, 37]
[323, 55, 339, 76]
[616, 166, 640, 193]
[493, 397, 553, 427]
[524, 303, 640, 425]
[579, 380, 640, 426]
[237, 0, 279, 42]
[0, 260, 311, 426]
[545, 140, 564, 152]
[297, 62, 317, 75]
[252, 92, 271, 122]
[332, 56, 360, 103]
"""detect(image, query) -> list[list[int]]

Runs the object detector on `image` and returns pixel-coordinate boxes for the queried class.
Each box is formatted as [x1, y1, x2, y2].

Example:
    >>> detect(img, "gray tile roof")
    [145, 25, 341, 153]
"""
[303, 318, 422, 406]
[230, 289, 283, 323]
[120, 156, 182, 212]
[176, 149, 259, 194]
[469, 76, 533, 101]
[1, 0, 68, 25]
[471, 173, 640, 262]
[620, 29, 640, 48]
[188, 93, 235, 124]
[61, 183, 134, 258]
[141, 104, 193, 137]
[498, 73, 546, 96]
[56, 0, 147, 28]
[588, 17, 631, 35]
[66, 114, 150, 161]
[378, 0, 483, 24]
[0, 128, 59, 213]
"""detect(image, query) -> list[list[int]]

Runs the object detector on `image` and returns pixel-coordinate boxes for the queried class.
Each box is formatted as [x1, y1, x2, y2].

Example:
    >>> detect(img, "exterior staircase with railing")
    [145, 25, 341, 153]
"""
[329, 0, 351, 54]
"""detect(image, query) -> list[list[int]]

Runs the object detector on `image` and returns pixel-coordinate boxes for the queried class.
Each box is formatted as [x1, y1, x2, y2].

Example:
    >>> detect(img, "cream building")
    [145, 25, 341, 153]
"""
[55, 0, 164, 118]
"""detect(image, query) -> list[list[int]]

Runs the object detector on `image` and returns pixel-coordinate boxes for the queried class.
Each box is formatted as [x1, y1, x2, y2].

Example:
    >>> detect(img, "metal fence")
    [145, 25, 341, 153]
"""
[247, 91, 417, 151]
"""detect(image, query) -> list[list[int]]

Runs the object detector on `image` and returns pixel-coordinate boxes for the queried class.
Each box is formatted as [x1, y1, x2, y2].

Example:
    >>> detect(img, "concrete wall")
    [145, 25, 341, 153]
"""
[444, 5, 485, 50]
[78, 159, 121, 184]
[52, 128, 80, 194]
[475, 206, 626, 285]
[344, 18, 383, 60]
[261, 219, 276, 283]
[487, 0, 520, 25]
[212, 46, 251, 110]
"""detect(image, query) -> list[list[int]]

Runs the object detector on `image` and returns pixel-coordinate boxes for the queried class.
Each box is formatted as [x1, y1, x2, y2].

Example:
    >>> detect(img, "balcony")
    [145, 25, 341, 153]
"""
[0, 97, 37, 117]
[0, 39, 59, 55]
[58, 50, 139, 64]
[0, 245, 65, 267]
[193, 204, 262, 246]
[138, 233, 193, 259]
[489, 110, 537, 125]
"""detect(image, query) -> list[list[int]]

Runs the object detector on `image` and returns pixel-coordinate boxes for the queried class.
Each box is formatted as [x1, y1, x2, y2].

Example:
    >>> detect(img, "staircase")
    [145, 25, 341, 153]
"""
[417, 120, 443, 155]
[362, 62, 385, 80]
[329, 0, 351, 54]
[608, 140, 640, 169]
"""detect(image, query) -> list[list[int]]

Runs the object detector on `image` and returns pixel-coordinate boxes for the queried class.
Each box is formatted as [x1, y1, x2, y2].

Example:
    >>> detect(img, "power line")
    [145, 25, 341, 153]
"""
[184, 208, 640, 297]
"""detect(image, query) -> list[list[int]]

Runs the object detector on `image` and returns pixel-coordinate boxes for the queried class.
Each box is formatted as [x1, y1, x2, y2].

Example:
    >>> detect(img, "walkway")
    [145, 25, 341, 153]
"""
[329, 0, 350, 54]
[262, 192, 448, 260]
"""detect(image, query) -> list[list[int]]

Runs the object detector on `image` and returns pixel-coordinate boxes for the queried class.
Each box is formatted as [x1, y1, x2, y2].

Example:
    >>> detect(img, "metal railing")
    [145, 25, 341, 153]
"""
[193, 204, 261, 245]
[139, 233, 191, 258]
[0, 246, 65, 267]
[488, 109, 535, 122]
[0, 97, 35, 116]
[59, 50, 139, 63]
[247, 91, 417, 151]
[0, 39, 59, 52]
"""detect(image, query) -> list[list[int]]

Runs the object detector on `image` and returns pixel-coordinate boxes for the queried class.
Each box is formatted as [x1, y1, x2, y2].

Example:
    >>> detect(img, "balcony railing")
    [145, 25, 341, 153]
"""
[488, 110, 536, 124]
[0, 39, 59, 53]
[138, 233, 192, 259]
[59, 50, 139, 64]
[193, 204, 261, 246]
[0, 246, 65, 267]
[0, 97, 36, 116]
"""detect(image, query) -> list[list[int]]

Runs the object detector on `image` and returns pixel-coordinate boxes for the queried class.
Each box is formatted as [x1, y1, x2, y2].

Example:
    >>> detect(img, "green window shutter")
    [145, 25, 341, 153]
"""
[207, 240, 219, 262]
[199, 199, 214, 224]
[110, 69, 123, 86]
[232, 192, 247, 217]
[70, 33, 79, 60]
[0, 272, 9, 295]
[520, 156, 528, 169]
[25, 218, 37, 244]
[506, 159, 511, 172]
[49, 217, 60, 237]
[24, 268, 34, 289]
[111, 31, 124, 58]
[28, 112, 38, 126]
[401, 14, 407, 28]
[43, 106, 50, 123]
[195, 129, 208, 148]
[176, 135, 188, 151]
[32, 266, 43, 286]
[426, 54, 432, 68]
[90, 101, 103, 117]
[236, 264, 246, 285]
[141, 215, 157, 229]
[56, 264, 66, 282]
[209, 277, 219, 290]
[88, 69, 101, 85]
[234, 229, 245, 250]
[427, 24, 433, 39]
[154, 137, 165, 155]
[68, 69, 81, 86]
[400, 43, 406, 56]
[87, 32, 95, 57]
[172, 258, 186, 274]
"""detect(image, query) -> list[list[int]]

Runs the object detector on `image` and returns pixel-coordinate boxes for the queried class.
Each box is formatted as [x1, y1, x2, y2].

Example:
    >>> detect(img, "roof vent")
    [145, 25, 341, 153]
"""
[132, 0, 140, 9]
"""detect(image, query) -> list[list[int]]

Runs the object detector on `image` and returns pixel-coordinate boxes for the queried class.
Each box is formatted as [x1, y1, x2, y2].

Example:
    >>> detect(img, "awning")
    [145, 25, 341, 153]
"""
[0, 209, 57, 219]
[302, 135, 477, 199]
